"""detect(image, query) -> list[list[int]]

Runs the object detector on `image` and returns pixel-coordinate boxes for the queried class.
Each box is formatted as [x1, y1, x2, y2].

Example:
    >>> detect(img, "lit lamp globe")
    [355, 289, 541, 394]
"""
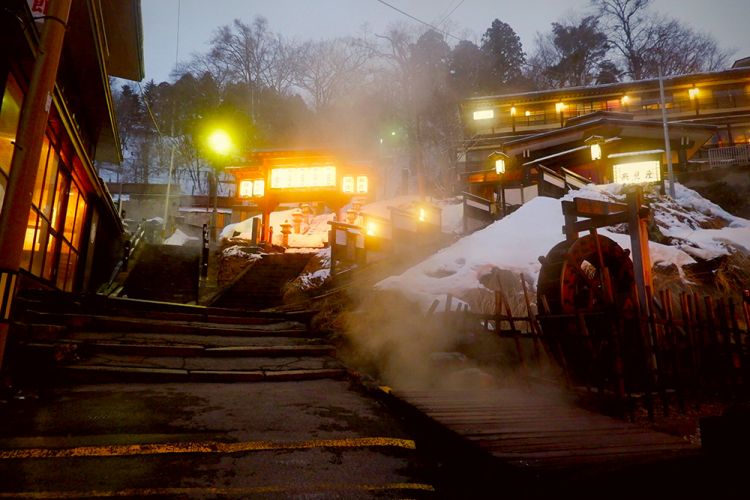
[208, 130, 233, 156]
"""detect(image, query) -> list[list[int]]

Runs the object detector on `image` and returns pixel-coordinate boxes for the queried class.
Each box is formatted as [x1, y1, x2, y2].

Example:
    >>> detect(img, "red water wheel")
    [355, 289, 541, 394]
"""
[537, 234, 637, 384]
[537, 234, 635, 316]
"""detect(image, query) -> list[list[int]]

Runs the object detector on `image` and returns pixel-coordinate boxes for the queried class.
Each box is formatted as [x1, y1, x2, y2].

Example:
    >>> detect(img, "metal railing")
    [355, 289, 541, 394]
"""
[708, 144, 750, 168]
[98, 222, 146, 295]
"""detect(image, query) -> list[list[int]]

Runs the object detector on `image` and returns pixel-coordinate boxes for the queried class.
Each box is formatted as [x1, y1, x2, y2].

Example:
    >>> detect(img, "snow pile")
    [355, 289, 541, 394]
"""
[221, 245, 263, 261]
[375, 183, 750, 312]
[360, 195, 464, 235]
[220, 209, 335, 249]
[163, 228, 199, 246]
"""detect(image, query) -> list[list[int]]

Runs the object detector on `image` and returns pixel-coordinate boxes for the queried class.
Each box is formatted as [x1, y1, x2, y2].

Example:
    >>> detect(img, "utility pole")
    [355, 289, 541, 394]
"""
[0, 0, 72, 369]
[658, 67, 676, 198]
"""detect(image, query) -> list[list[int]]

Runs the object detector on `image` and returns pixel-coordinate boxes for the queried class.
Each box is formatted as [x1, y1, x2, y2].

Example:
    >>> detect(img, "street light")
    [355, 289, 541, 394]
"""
[555, 102, 566, 127]
[208, 130, 232, 156]
[489, 150, 508, 175]
[488, 151, 509, 217]
[688, 85, 700, 115]
[585, 135, 605, 161]
[510, 106, 517, 132]
[206, 128, 235, 242]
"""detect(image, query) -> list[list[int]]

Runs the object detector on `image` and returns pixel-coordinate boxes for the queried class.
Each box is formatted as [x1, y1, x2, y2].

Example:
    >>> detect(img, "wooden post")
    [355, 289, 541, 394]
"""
[627, 186, 652, 316]
[662, 289, 685, 413]
[520, 274, 544, 364]
[647, 287, 669, 416]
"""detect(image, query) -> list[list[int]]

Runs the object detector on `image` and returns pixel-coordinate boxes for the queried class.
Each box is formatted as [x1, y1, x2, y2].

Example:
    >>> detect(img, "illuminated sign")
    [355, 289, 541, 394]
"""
[356, 176, 368, 194]
[270, 166, 336, 189]
[253, 179, 265, 197]
[473, 109, 494, 120]
[342, 176, 354, 193]
[612, 161, 661, 184]
[239, 179, 266, 197]
[239, 180, 253, 197]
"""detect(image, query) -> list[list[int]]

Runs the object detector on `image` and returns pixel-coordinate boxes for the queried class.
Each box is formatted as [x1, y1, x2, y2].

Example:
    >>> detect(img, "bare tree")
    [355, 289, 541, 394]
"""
[592, 0, 732, 79]
[295, 37, 375, 111]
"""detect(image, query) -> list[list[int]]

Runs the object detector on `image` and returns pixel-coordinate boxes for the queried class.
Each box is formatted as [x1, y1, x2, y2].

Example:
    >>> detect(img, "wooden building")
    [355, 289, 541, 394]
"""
[0, 0, 143, 367]
[459, 63, 750, 214]
[227, 149, 374, 242]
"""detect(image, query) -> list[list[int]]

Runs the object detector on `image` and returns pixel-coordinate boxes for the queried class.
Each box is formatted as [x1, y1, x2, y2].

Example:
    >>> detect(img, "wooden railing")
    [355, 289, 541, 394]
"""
[438, 273, 750, 421]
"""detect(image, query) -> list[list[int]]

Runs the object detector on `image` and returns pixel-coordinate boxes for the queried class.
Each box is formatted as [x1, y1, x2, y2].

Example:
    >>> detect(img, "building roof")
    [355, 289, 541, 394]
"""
[500, 112, 716, 159]
[463, 66, 750, 106]
[732, 56, 750, 69]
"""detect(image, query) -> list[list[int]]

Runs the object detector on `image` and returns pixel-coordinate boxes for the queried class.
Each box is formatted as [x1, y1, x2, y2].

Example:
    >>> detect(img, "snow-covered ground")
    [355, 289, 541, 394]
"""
[375, 183, 750, 312]
[172, 183, 749, 312]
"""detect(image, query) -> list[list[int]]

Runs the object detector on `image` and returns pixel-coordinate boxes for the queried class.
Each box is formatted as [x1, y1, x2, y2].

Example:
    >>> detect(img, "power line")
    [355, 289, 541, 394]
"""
[437, 0, 465, 28]
[373, 0, 462, 41]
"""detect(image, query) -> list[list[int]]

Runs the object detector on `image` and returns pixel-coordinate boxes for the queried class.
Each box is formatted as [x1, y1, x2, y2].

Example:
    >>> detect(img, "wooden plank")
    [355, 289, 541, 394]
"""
[392, 387, 699, 473]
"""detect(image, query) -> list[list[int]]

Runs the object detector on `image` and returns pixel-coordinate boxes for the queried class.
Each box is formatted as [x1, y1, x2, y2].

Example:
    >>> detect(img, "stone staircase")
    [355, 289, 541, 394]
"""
[119, 244, 201, 304]
[9, 293, 346, 385]
[210, 253, 312, 310]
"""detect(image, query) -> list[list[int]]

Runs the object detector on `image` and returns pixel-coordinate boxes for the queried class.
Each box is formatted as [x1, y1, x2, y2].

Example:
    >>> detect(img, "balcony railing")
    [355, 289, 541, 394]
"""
[708, 144, 750, 168]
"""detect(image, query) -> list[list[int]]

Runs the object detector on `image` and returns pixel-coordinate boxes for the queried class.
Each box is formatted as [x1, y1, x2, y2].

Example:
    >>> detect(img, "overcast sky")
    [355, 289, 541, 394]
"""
[141, 0, 750, 84]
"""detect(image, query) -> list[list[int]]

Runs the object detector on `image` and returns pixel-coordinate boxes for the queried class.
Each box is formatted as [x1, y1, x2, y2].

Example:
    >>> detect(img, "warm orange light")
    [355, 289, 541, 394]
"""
[239, 180, 253, 197]
[366, 221, 377, 236]
[510, 106, 517, 116]
[688, 87, 700, 100]
[342, 176, 354, 193]
[418, 207, 426, 222]
[555, 102, 566, 113]
[621, 95, 630, 105]
[590, 143, 602, 161]
[524, 110, 531, 117]
[473, 109, 494, 120]
[253, 179, 265, 197]
[613, 161, 661, 184]
[270, 166, 336, 189]
[356, 176, 368, 194]
[495, 158, 506, 174]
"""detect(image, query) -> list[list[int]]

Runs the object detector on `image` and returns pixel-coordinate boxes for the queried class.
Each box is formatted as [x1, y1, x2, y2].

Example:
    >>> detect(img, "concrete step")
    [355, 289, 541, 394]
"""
[24, 341, 336, 358]
[19, 312, 309, 337]
[57, 365, 349, 383]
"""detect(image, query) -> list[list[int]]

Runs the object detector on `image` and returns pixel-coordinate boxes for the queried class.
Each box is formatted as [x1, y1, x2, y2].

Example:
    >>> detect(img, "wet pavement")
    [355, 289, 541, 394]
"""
[0, 380, 438, 498]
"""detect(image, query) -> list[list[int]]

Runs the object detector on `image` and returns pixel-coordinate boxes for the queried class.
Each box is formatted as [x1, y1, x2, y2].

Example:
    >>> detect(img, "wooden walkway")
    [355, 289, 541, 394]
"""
[392, 385, 701, 475]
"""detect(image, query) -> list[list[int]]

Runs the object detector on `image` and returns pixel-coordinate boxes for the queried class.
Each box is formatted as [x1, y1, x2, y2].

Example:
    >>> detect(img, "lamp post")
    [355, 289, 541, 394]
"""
[206, 129, 234, 242]
[555, 102, 565, 127]
[585, 135, 605, 182]
[510, 106, 517, 133]
[688, 85, 700, 116]
[488, 151, 509, 217]
[657, 66, 676, 198]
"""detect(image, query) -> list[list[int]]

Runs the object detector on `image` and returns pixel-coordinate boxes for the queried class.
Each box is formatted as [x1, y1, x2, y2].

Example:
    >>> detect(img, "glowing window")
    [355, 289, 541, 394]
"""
[253, 179, 265, 197]
[356, 176, 368, 194]
[239, 180, 254, 197]
[342, 176, 354, 193]
[473, 109, 494, 120]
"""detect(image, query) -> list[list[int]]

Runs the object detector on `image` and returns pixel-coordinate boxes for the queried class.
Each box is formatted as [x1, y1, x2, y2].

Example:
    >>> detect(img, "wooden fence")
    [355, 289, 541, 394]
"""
[438, 275, 750, 420]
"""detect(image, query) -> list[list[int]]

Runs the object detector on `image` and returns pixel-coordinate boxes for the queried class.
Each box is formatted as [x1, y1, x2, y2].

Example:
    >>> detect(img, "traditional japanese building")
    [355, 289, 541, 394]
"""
[0, 0, 143, 367]
[459, 62, 750, 214]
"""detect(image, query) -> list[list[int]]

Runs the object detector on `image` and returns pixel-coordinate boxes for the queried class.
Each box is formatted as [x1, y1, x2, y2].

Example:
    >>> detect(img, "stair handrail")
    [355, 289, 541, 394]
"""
[98, 222, 147, 295]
